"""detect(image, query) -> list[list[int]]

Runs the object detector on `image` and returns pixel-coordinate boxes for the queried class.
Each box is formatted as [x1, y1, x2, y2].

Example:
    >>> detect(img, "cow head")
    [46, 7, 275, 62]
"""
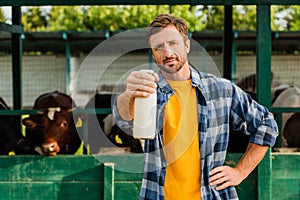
[22, 107, 78, 156]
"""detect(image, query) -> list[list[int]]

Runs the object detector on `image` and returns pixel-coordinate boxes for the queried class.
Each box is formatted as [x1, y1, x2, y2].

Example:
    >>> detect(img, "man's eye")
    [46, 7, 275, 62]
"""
[154, 45, 163, 51]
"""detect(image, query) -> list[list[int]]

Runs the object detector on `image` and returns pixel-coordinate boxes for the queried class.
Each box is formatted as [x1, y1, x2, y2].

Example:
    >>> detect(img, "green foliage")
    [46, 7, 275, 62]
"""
[47, 5, 206, 32]
[48, 6, 86, 31]
[0, 7, 7, 22]
[19, 5, 300, 32]
[22, 6, 48, 31]
[286, 6, 300, 31]
[271, 5, 293, 31]
[200, 6, 224, 30]
[233, 6, 256, 31]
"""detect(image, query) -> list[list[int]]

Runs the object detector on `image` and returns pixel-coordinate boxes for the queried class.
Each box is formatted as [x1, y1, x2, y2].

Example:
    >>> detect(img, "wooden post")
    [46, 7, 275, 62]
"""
[104, 162, 115, 200]
[256, 5, 272, 200]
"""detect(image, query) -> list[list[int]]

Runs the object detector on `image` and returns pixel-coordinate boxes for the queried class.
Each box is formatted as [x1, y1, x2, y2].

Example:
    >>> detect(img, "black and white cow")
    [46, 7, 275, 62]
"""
[272, 86, 300, 147]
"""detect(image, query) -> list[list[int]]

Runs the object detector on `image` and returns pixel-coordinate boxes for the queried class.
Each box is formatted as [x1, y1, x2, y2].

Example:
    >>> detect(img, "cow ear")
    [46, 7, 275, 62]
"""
[22, 118, 38, 129]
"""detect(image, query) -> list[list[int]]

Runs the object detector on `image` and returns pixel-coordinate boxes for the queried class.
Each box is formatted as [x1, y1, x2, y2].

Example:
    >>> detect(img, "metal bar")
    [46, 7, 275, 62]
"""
[276, 113, 282, 147]
[64, 32, 71, 95]
[11, 6, 22, 110]
[1, 0, 300, 6]
[223, 5, 233, 80]
[0, 22, 23, 33]
[271, 107, 300, 113]
[256, 5, 272, 200]
[231, 43, 237, 83]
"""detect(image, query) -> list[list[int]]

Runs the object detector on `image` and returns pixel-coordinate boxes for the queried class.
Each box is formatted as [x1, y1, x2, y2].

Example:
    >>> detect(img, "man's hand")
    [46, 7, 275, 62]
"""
[209, 166, 245, 191]
[117, 70, 159, 121]
[209, 143, 269, 191]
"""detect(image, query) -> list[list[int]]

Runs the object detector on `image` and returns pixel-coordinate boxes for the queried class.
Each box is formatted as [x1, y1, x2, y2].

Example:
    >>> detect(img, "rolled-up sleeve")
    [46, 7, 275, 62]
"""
[230, 85, 279, 147]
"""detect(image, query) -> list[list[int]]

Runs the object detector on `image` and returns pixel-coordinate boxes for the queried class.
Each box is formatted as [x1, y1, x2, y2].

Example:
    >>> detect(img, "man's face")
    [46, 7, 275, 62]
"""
[149, 25, 190, 74]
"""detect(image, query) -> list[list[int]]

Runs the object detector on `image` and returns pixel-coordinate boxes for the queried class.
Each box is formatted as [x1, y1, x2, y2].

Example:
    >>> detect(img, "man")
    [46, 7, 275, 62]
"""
[113, 14, 278, 200]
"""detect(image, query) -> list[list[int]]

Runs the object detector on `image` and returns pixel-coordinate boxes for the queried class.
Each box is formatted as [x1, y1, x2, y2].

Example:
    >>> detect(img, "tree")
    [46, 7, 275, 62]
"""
[271, 5, 294, 31]
[285, 6, 300, 31]
[48, 6, 86, 31]
[22, 6, 48, 31]
[233, 6, 256, 31]
[82, 6, 122, 31]
[0, 7, 7, 23]
[198, 6, 224, 30]
[19, 5, 294, 32]
[45, 5, 206, 32]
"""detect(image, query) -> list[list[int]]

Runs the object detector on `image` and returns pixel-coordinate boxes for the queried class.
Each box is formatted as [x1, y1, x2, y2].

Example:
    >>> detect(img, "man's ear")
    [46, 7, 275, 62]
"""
[185, 39, 190, 54]
[22, 118, 38, 129]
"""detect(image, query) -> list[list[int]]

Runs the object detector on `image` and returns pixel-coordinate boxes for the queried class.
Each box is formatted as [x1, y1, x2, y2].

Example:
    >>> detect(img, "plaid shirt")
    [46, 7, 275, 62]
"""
[113, 67, 278, 200]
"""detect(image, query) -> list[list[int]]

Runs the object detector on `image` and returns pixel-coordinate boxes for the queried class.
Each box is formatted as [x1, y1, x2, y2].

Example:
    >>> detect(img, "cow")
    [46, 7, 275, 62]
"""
[272, 86, 300, 147]
[85, 93, 143, 154]
[0, 97, 26, 155]
[283, 113, 300, 147]
[22, 91, 82, 156]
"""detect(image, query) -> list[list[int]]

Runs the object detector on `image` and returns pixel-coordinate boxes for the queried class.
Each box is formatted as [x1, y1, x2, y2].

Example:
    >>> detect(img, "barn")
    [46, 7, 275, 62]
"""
[0, 0, 300, 199]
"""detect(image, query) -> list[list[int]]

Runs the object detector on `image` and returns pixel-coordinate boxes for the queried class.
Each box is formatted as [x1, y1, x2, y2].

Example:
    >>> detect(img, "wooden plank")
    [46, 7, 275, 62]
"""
[0, 182, 103, 200]
[104, 162, 115, 200]
[0, 155, 144, 181]
[0, 182, 142, 199]
[114, 182, 142, 200]
[256, 4, 272, 200]
[0, 155, 104, 181]
[272, 180, 300, 200]
[271, 153, 300, 200]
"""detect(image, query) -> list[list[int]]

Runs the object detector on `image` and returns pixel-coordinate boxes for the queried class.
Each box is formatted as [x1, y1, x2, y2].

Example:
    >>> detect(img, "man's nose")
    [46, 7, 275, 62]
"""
[162, 46, 174, 56]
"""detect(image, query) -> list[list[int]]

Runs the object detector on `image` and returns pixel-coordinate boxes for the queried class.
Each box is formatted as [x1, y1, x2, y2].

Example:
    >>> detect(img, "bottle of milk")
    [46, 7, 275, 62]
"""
[133, 70, 157, 140]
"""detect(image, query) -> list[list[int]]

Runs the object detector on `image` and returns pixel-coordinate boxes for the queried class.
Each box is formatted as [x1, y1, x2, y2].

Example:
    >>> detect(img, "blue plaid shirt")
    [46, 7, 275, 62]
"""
[113, 67, 278, 200]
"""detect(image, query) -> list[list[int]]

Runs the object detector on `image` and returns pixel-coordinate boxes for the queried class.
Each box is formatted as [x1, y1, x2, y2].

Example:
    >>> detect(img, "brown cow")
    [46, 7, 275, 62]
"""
[22, 91, 82, 156]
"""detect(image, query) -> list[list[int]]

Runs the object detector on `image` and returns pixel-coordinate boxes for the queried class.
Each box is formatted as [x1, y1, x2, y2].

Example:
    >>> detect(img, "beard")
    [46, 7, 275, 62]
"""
[154, 54, 187, 74]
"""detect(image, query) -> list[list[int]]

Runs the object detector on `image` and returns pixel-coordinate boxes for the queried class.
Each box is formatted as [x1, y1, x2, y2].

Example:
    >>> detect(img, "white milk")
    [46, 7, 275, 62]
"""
[133, 70, 157, 139]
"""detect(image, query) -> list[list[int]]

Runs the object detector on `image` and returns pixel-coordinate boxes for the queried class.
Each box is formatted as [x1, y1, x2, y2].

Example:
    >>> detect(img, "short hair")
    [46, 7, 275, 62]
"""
[146, 14, 189, 44]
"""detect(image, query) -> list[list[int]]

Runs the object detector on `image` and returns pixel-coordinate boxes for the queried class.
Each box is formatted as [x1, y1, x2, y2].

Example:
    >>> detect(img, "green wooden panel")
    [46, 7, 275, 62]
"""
[225, 153, 257, 200]
[0, 182, 102, 200]
[114, 182, 142, 200]
[271, 153, 300, 200]
[0, 182, 143, 200]
[0, 154, 144, 181]
[0, 155, 104, 181]
[0, 153, 299, 199]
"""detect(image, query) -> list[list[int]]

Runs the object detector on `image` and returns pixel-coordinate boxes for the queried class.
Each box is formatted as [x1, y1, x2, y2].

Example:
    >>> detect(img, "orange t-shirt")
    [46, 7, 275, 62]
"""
[163, 79, 201, 200]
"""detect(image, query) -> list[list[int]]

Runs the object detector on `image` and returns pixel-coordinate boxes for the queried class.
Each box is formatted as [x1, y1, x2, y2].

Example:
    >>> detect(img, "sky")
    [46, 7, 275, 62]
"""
[2, 6, 11, 22]
[1, 6, 52, 24]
